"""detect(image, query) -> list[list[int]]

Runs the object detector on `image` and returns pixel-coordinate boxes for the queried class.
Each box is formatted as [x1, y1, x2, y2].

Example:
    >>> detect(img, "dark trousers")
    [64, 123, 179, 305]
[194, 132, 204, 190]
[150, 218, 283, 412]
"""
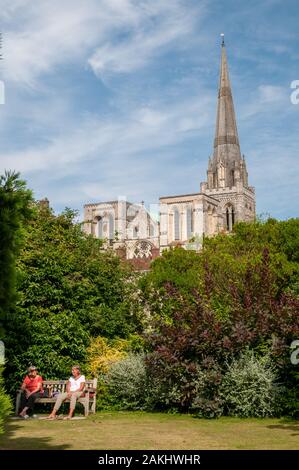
[20, 391, 42, 414]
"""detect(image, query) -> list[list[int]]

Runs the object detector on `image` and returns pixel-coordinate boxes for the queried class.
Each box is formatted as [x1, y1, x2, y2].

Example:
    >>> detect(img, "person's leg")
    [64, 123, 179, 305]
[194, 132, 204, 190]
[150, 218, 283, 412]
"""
[19, 391, 30, 416]
[66, 392, 82, 419]
[26, 392, 41, 415]
[48, 392, 68, 418]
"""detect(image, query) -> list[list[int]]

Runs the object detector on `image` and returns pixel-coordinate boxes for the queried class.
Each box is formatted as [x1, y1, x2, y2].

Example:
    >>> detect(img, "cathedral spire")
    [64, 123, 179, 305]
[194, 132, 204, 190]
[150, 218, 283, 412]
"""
[213, 35, 241, 163]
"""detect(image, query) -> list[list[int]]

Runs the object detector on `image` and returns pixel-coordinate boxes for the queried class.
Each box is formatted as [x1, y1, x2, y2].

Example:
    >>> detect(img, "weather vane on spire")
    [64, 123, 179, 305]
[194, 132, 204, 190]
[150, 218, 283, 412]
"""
[220, 33, 225, 46]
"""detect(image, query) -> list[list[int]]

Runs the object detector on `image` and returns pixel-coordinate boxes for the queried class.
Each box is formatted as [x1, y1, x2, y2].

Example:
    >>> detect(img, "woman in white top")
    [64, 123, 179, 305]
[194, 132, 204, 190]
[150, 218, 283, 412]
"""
[47, 365, 86, 420]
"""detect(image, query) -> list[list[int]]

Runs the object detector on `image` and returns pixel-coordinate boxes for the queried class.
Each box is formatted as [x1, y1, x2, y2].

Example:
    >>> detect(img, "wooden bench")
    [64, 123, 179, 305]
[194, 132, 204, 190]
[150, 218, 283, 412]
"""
[15, 379, 97, 417]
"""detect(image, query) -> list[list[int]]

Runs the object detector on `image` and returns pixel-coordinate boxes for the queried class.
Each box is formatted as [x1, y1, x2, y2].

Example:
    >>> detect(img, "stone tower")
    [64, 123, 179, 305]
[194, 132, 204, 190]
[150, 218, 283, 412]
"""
[85, 37, 257, 258]
[201, 35, 256, 231]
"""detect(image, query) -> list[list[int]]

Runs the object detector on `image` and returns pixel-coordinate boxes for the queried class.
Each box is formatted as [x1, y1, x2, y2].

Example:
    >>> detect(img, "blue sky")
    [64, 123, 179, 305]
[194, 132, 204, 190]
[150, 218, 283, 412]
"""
[0, 0, 298, 220]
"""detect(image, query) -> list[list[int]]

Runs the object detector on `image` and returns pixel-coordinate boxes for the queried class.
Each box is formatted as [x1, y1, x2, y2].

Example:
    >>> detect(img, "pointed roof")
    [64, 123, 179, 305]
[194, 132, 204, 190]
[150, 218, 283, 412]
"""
[213, 35, 241, 163]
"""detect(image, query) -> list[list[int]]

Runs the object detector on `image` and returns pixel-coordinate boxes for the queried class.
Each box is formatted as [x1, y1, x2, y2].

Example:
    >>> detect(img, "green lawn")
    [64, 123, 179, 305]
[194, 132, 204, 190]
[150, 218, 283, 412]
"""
[1, 411, 298, 450]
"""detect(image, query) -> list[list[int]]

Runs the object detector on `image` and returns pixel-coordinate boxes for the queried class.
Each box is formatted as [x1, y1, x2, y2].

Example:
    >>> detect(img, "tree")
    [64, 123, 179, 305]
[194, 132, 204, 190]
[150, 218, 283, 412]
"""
[0, 171, 33, 333]
[4, 205, 142, 392]
[139, 247, 202, 323]
[0, 172, 32, 433]
[0, 367, 11, 435]
[141, 219, 299, 323]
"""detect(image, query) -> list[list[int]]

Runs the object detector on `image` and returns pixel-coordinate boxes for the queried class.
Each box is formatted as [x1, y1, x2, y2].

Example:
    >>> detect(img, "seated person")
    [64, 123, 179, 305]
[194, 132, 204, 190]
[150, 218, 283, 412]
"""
[47, 365, 85, 420]
[19, 365, 44, 418]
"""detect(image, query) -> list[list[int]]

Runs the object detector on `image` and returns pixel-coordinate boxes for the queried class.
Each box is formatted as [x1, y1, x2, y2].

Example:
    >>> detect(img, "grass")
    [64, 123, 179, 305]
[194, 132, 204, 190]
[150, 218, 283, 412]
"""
[0, 411, 298, 450]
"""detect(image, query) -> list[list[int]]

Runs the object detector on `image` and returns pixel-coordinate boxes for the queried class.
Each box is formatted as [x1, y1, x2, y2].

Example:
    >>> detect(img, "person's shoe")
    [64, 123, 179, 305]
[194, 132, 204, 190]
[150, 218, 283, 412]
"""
[19, 414, 29, 419]
[32, 414, 38, 419]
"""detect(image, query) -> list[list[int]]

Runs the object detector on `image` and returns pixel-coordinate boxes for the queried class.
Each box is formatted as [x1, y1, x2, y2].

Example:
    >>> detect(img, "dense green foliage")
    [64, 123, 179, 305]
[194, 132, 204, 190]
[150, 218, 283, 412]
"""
[103, 348, 283, 418]
[0, 172, 31, 431]
[105, 354, 148, 410]
[137, 219, 299, 418]
[202, 218, 299, 309]
[0, 367, 12, 434]
[139, 248, 202, 322]
[141, 219, 299, 321]
[219, 351, 279, 418]
[0, 171, 33, 333]
[4, 205, 142, 393]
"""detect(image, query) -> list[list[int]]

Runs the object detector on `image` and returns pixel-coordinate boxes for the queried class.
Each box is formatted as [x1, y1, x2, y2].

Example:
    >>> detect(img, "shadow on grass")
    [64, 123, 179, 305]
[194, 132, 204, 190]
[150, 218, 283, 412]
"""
[0, 420, 71, 450]
[266, 419, 299, 437]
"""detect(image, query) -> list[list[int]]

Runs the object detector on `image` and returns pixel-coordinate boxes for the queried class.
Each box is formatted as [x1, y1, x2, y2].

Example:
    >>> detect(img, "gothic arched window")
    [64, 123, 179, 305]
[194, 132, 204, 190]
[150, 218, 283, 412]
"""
[97, 217, 103, 239]
[225, 205, 235, 231]
[133, 226, 138, 238]
[226, 208, 230, 231]
[108, 214, 114, 240]
[174, 208, 180, 240]
[186, 206, 193, 239]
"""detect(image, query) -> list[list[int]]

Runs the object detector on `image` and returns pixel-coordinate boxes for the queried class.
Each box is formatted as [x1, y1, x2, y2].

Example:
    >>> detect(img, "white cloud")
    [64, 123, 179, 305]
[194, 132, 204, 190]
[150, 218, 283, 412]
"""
[1, 0, 131, 85]
[258, 85, 287, 103]
[0, 91, 213, 177]
[240, 84, 288, 119]
[2, 0, 202, 86]
[88, 2, 197, 76]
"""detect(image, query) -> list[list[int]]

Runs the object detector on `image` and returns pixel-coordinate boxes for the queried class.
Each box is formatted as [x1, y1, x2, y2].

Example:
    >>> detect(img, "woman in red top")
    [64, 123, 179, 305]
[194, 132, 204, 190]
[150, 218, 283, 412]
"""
[19, 366, 43, 418]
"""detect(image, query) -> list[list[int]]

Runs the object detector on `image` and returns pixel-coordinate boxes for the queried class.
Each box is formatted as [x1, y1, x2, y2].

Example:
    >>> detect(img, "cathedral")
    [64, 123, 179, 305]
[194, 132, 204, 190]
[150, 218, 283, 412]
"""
[83, 39, 256, 267]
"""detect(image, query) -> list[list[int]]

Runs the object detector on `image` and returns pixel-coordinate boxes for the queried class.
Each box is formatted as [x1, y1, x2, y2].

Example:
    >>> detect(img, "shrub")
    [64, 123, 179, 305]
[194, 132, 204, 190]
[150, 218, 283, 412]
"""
[145, 355, 224, 417]
[220, 350, 280, 417]
[144, 360, 190, 412]
[190, 363, 224, 418]
[105, 354, 147, 410]
[86, 336, 128, 377]
[143, 246, 299, 416]
[0, 368, 12, 435]
[276, 369, 299, 419]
